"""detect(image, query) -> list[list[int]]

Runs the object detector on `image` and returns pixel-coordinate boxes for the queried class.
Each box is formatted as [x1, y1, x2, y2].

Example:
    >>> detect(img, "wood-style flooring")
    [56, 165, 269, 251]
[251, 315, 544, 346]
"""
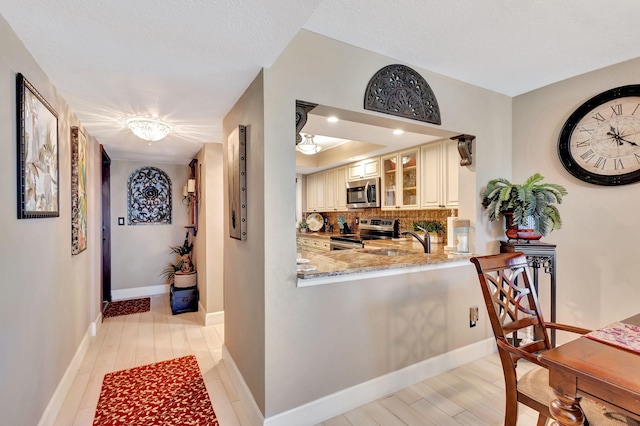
[55, 294, 541, 425]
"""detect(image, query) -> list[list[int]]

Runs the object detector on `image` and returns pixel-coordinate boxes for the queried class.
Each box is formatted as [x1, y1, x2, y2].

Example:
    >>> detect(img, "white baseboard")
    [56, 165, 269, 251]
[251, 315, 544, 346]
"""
[37, 316, 100, 426]
[225, 338, 495, 426]
[222, 346, 266, 426]
[205, 309, 224, 326]
[111, 284, 169, 301]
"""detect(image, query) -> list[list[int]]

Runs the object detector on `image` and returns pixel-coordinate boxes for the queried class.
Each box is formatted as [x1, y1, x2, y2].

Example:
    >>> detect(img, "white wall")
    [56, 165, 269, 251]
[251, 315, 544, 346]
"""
[221, 29, 513, 418]
[0, 15, 101, 424]
[513, 57, 640, 333]
[110, 160, 190, 292]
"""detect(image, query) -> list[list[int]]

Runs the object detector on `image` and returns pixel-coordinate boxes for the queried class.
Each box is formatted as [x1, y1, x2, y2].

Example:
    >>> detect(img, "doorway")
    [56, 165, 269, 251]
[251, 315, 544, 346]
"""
[101, 145, 112, 312]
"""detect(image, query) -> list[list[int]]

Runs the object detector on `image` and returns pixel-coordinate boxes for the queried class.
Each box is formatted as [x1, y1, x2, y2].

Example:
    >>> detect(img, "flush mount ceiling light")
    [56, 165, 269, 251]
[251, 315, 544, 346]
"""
[124, 117, 173, 142]
[296, 134, 322, 155]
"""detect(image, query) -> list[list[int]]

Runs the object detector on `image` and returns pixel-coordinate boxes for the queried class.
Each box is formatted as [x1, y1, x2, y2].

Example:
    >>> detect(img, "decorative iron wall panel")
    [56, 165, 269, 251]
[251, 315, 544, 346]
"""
[127, 166, 172, 225]
[364, 64, 441, 125]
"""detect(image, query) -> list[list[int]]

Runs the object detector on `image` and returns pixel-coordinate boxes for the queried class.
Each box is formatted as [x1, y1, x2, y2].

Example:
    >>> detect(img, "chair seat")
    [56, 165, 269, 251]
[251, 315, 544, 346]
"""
[519, 366, 640, 425]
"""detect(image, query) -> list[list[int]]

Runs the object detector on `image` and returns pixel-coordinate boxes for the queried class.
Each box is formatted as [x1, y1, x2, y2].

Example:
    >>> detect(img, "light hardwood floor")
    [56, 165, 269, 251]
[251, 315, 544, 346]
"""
[55, 294, 541, 426]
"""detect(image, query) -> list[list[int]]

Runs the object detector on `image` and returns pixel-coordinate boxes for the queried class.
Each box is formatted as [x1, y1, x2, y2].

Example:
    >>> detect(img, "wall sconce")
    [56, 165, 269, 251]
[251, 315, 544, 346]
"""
[182, 178, 196, 205]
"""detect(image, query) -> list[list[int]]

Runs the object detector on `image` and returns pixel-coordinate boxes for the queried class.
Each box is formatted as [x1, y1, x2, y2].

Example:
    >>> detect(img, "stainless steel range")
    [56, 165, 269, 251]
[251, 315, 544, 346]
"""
[329, 218, 399, 250]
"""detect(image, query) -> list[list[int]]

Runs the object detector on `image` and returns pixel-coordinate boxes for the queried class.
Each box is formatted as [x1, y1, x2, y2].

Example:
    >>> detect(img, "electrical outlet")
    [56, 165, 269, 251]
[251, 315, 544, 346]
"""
[470, 306, 479, 327]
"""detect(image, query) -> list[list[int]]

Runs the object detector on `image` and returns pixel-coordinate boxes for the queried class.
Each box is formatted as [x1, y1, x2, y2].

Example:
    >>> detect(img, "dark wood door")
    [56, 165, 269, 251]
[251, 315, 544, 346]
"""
[101, 145, 112, 310]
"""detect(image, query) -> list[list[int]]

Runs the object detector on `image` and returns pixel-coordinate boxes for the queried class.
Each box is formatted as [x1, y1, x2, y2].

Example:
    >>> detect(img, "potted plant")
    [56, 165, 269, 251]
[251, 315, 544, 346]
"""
[161, 231, 196, 288]
[480, 173, 567, 238]
[298, 218, 309, 233]
[413, 220, 445, 244]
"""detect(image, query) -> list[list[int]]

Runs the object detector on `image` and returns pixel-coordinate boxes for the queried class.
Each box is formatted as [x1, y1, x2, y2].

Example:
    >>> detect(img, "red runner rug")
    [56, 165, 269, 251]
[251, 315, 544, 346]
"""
[93, 355, 218, 425]
[103, 297, 150, 318]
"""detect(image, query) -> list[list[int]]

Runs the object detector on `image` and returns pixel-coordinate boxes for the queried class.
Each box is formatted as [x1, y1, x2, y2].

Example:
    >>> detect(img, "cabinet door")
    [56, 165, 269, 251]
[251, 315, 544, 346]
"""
[306, 174, 317, 212]
[443, 139, 459, 208]
[325, 170, 336, 211]
[335, 167, 347, 210]
[398, 149, 419, 209]
[421, 142, 443, 209]
[381, 154, 397, 210]
[315, 172, 325, 211]
[363, 158, 380, 177]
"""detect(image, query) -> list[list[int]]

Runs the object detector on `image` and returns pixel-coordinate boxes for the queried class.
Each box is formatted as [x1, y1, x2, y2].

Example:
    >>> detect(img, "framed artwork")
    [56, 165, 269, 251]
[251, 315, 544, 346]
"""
[127, 166, 172, 225]
[228, 125, 247, 240]
[71, 127, 88, 254]
[16, 73, 59, 218]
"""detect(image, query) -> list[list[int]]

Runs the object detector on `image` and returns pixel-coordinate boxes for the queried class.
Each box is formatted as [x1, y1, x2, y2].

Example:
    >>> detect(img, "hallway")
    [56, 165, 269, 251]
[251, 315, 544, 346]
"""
[54, 294, 539, 425]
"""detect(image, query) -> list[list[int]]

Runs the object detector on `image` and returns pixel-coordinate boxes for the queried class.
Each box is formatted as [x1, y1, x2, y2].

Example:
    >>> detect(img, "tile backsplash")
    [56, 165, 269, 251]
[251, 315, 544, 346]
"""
[304, 208, 458, 237]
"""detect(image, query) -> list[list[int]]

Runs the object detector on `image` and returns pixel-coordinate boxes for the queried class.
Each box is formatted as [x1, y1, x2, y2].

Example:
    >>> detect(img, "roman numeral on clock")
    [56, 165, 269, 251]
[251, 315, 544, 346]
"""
[611, 104, 623, 116]
[594, 157, 607, 169]
[614, 159, 624, 170]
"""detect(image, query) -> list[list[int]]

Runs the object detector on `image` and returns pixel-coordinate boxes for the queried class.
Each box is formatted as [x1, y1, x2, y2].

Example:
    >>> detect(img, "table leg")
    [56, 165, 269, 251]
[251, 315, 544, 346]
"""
[549, 388, 584, 426]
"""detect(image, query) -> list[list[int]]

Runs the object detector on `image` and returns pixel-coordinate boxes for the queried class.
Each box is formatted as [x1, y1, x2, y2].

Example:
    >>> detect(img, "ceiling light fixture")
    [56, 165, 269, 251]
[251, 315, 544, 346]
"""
[124, 117, 173, 142]
[296, 134, 322, 155]
[393, 129, 404, 135]
[327, 116, 339, 123]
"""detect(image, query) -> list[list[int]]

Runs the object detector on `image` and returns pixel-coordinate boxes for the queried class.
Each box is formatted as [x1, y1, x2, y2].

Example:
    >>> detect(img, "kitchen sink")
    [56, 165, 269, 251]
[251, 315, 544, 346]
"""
[365, 249, 414, 257]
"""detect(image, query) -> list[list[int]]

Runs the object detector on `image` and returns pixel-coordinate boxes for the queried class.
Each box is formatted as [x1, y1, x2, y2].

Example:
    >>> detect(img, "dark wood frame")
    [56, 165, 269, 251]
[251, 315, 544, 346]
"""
[16, 73, 59, 219]
[228, 125, 247, 240]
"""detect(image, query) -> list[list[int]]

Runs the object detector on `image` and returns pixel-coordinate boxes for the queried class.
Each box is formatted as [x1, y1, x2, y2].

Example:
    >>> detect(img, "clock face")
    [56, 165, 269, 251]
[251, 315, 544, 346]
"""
[558, 85, 640, 186]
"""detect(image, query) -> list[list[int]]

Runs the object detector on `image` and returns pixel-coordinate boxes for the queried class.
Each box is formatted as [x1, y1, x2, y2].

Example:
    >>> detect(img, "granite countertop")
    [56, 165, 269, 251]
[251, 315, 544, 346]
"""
[296, 232, 472, 280]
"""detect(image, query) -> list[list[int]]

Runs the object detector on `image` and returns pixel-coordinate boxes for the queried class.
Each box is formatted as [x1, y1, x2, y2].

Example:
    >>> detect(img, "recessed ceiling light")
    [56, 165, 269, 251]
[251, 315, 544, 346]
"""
[327, 116, 339, 123]
[393, 129, 404, 135]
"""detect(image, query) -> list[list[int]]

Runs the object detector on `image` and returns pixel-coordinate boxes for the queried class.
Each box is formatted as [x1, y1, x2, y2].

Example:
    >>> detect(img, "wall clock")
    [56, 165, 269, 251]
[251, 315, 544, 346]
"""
[558, 85, 640, 186]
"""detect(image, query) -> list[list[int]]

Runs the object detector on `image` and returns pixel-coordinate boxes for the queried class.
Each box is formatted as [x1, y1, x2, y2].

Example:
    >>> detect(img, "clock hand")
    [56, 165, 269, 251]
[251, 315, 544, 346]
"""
[618, 136, 639, 146]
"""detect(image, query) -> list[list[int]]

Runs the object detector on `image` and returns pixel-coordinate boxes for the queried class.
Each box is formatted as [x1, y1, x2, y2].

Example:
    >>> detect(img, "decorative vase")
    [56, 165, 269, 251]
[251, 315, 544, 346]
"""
[504, 211, 541, 242]
[174, 271, 197, 288]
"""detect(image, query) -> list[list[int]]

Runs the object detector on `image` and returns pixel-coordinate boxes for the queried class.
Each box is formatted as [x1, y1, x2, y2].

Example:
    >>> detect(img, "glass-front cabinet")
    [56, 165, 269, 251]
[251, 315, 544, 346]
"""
[381, 148, 420, 210]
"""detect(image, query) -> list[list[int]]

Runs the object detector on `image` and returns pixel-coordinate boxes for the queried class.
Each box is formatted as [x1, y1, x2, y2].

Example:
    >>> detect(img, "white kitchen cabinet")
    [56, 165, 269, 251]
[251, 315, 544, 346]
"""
[347, 157, 380, 181]
[421, 139, 459, 209]
[305, 167, 347, 212]
[381, 148, 420, 210]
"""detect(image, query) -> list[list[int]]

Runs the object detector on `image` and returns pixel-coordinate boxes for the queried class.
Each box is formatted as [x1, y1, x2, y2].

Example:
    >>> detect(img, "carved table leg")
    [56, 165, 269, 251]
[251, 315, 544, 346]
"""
[549, 389, 584, 426]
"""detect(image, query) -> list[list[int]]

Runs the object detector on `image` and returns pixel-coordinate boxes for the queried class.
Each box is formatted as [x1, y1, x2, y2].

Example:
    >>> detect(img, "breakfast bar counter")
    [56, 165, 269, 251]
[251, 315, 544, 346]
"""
[296, 232, 472, 286]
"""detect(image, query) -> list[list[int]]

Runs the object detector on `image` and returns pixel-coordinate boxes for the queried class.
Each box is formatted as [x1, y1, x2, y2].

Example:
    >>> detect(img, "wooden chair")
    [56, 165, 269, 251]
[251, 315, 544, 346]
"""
[470, 252, 640, 426]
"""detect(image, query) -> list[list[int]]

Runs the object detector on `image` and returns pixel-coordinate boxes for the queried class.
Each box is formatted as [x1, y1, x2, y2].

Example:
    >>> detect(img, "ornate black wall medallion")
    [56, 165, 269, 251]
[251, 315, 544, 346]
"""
[295, 100, 318, 145]
[127, 166, 172, 225]
[364, 64, 441, 125]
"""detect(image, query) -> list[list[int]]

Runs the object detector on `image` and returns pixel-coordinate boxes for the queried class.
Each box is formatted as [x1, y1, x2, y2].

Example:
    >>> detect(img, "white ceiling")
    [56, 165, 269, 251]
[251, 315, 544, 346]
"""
[2, 0, 640, 165]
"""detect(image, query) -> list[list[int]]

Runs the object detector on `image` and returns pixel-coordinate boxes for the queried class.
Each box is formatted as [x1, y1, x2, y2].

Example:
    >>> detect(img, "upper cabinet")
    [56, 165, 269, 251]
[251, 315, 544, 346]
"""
[347, 157, 379, 181]
[306, 167, 347, 212]
[381, 148, 420, 210]
[421, 139, 459, 209]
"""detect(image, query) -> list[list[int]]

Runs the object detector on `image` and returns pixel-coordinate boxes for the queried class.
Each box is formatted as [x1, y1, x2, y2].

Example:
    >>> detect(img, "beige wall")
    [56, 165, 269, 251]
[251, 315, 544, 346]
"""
[221, 30, 513, 418]
[110, 160, 190, 292]
[223, 71, 267, 413]
[0, 15, 101, 424]
[513, 57, 640, 333]
[196, 143, 224, 313]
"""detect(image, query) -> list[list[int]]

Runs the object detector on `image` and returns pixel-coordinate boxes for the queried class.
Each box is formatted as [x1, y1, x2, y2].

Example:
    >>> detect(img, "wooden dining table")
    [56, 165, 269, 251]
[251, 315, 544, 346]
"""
[539, 313, 640, 426]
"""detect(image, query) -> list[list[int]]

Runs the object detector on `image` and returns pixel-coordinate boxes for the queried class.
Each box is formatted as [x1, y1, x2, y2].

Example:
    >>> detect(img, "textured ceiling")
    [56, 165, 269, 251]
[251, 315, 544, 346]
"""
[2, 0, 640, 164]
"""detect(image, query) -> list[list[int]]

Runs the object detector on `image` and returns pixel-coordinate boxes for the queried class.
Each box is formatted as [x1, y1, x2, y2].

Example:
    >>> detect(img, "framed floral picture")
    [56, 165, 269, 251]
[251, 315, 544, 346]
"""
[16, 73, 59, 219]
[71, 127, 87, 254]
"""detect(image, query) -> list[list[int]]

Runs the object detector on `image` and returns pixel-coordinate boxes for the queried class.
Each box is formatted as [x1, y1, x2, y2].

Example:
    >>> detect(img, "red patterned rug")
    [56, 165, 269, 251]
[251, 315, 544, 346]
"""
[103, 297, 150, 318]
[93, 355, 218, 425]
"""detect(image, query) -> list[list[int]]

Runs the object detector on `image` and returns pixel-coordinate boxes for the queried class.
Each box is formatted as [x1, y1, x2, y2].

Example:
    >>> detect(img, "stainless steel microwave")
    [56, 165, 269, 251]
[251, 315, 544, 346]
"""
[346, 177, 380, 208]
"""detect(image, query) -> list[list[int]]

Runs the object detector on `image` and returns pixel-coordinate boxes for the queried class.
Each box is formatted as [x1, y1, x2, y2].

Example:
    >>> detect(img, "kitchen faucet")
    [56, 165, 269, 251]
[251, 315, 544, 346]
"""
[401, 225, 430, 253]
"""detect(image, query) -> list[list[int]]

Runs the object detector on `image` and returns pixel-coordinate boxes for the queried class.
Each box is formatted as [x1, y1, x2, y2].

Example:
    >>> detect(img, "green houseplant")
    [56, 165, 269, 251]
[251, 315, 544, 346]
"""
[480, 173, 567, 237]
[298, 218, 309, 233]
[412, 220, 445, 243]
[162, 231, 196, 287]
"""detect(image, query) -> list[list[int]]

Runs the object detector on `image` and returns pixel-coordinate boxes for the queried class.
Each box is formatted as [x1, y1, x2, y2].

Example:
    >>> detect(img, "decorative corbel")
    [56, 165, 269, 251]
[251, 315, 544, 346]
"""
[451, 134, 475, 166]
[295, 100, 318, 145]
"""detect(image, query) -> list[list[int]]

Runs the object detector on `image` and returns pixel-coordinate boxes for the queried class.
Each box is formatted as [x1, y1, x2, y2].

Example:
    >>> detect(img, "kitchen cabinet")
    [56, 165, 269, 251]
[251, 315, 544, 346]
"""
[306, 167, 347, 212]
[347, 157, 380, 181]
[381, 148, 420, 210]
[297, 235, 331, 251]
[305, 172, 325, 212]
[421, 139, 459, 209]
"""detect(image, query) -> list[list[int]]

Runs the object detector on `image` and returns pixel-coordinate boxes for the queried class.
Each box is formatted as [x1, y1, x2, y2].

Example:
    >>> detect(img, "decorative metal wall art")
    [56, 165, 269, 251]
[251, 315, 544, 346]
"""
[127, 167, 172, 225]
[364, 64, 441, 125]
[16, 73, 59, 218]
[71, 127, 88, 254]
[228, 125, 247, 240]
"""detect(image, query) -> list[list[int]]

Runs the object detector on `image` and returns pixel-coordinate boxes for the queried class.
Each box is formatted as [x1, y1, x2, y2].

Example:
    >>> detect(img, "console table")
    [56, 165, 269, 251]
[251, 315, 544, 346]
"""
[500, 241, 557, 347]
